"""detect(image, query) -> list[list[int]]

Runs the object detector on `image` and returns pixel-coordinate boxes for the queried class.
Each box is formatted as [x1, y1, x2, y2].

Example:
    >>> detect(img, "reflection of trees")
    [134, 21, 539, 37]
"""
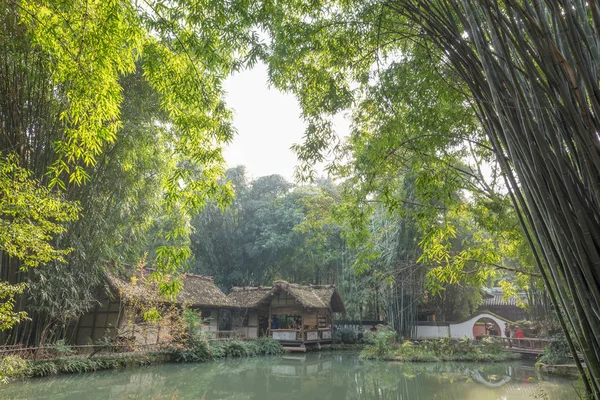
[0, 353, 576, 399]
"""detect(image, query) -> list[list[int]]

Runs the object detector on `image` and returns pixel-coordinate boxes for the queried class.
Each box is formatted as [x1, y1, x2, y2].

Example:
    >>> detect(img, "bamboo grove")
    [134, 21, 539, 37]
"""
[381, 0, 600, 395]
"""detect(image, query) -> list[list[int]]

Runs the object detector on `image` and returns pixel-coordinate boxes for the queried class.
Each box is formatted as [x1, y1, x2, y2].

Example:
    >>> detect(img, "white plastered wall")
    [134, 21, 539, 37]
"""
[414, 313, 508, 340]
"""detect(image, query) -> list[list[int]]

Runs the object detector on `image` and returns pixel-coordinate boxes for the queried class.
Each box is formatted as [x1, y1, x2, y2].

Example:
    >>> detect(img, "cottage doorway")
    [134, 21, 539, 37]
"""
[218, 309, 232, 331]
[258, 313, 269, 336]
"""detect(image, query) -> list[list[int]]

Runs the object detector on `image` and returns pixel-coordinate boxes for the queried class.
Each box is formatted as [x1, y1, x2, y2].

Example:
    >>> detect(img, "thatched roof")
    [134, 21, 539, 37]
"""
[107, 270, 235, 309]
[227, 280, 345, 312]
[226, 286, 273, 309]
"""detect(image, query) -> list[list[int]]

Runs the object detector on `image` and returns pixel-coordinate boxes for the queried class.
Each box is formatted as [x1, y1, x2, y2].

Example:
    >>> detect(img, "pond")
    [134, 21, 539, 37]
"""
[1, 352, 577, 399]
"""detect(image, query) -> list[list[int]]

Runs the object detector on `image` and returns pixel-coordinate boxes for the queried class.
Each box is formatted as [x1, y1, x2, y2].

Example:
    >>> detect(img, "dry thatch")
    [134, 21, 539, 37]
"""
[226, 286, 273, 309]
[107, 270, 235, 309]
[227, 280, 345, 312]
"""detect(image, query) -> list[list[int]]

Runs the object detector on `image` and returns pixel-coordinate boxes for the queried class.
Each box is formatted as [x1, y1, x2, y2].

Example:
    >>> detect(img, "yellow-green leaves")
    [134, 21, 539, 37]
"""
[20, 0, 141, 188]
[0, 155, 78, 330]
[0, 155, 79, 269]
[0, 282, 28, 331]
[9, 0, 256, 300]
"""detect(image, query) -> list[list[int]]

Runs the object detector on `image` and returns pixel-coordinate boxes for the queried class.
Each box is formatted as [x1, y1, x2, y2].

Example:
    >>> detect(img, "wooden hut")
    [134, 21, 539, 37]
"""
[228, 280, 345, 350]
[68, 270, 236, 345]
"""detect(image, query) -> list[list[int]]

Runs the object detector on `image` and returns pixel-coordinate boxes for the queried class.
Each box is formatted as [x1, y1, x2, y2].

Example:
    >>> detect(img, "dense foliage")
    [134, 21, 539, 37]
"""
[0, 0, 263, 335]
[361, 336, 520, 363]
[538, 334, 573, 366]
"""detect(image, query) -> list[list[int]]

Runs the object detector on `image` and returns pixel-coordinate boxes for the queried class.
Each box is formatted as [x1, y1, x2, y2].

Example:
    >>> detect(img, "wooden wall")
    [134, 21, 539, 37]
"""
[69, 297, 121, 345]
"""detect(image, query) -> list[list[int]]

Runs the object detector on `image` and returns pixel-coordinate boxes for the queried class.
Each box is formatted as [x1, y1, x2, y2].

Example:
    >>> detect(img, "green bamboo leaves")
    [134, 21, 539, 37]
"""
[0, 155, 78, 330]
[3, 0, 258, 299]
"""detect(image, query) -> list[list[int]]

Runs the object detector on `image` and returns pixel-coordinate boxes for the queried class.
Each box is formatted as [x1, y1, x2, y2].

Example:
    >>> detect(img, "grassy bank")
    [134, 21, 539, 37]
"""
[360, 330, 520, 362]
[0, 337, 285, 383]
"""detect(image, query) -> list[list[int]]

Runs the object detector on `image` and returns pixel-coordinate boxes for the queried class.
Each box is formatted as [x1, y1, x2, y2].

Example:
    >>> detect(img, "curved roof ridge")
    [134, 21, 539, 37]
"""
[229, 286, 273, 291]
[182, 273, 214, 281]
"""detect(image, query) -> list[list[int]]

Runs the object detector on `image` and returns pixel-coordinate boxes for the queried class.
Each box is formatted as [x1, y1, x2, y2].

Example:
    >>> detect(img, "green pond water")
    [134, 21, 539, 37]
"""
[0, 352, 577, 399]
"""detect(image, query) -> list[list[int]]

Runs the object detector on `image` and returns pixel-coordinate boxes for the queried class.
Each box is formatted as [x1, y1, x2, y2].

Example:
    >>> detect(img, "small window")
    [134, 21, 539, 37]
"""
[200, 310, 211, 325]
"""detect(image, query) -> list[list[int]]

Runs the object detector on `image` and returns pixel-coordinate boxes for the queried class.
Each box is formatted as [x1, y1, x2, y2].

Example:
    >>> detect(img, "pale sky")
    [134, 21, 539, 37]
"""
[222, 63, 305, 181]
[223, 63, 350, 182]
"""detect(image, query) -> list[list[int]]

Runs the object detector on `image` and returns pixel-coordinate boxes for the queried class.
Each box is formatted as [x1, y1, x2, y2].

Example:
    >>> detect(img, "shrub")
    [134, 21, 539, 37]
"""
[169, 339, 211, 363]
[364, 327, 397, 358]
[25, 353, 168, 378]
[360, 336, 520, 362]
[0, 355, 27, 383]
[47, 339, 74, 357]
[538, 334, 572, 365]
[168, 308, 212, 362]
[209, 338, 283, 359]
[256, 337, 284, 355]
[333, 328, 358, 344]
[225, 340, 249, 357]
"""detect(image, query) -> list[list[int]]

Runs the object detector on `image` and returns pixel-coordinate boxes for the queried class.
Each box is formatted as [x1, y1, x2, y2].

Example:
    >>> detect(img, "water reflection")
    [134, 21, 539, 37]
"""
[0, 352, 576, 400]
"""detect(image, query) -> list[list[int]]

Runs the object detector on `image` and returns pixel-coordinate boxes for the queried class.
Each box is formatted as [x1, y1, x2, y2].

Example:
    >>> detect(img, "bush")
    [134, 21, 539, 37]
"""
[363, 327, 397, 358]
[224, 340, 249, 357]
[168, 308, 212, 362]
[360, 336, 520, 362]
[25, 353, 168, 378]
[334, 328, 359, 344]
[0, 355, 27, 383]
[538, 334, 572, 365]
[256, 337, 284, 355]
[209, 337, 283, 359]
[47, 339, 74, 357]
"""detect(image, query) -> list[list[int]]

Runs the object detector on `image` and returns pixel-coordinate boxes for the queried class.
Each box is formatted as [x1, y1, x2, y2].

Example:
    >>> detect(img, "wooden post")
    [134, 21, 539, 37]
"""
[301, 309, 304, 343]
[268, 303, 272, 337]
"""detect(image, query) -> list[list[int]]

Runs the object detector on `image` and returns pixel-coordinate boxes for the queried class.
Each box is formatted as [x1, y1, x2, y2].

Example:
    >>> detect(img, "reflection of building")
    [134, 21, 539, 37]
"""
[228, 280, 345, 351]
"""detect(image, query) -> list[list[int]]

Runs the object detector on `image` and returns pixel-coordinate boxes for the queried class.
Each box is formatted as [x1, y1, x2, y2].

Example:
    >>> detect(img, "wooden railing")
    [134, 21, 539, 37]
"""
[500, 337, 549, 352]
[213, 330, 249, 340]
[271, 329, 332, 342]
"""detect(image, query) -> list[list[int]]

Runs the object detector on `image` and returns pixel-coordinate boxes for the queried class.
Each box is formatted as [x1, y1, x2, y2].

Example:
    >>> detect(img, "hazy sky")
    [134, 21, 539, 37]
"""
[222, 63, 350, 182]
[222, 63, 305, 181]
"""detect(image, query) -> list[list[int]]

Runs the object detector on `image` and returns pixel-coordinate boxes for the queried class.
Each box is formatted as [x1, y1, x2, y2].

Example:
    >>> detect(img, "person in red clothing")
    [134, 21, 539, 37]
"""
[515, 326, 525, 338]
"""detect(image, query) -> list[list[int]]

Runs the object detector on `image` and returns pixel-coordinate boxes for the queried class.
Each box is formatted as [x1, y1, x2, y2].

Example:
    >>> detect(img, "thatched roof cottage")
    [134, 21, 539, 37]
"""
[227, 280, 345, 350]
[69, 271, 235, 345]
